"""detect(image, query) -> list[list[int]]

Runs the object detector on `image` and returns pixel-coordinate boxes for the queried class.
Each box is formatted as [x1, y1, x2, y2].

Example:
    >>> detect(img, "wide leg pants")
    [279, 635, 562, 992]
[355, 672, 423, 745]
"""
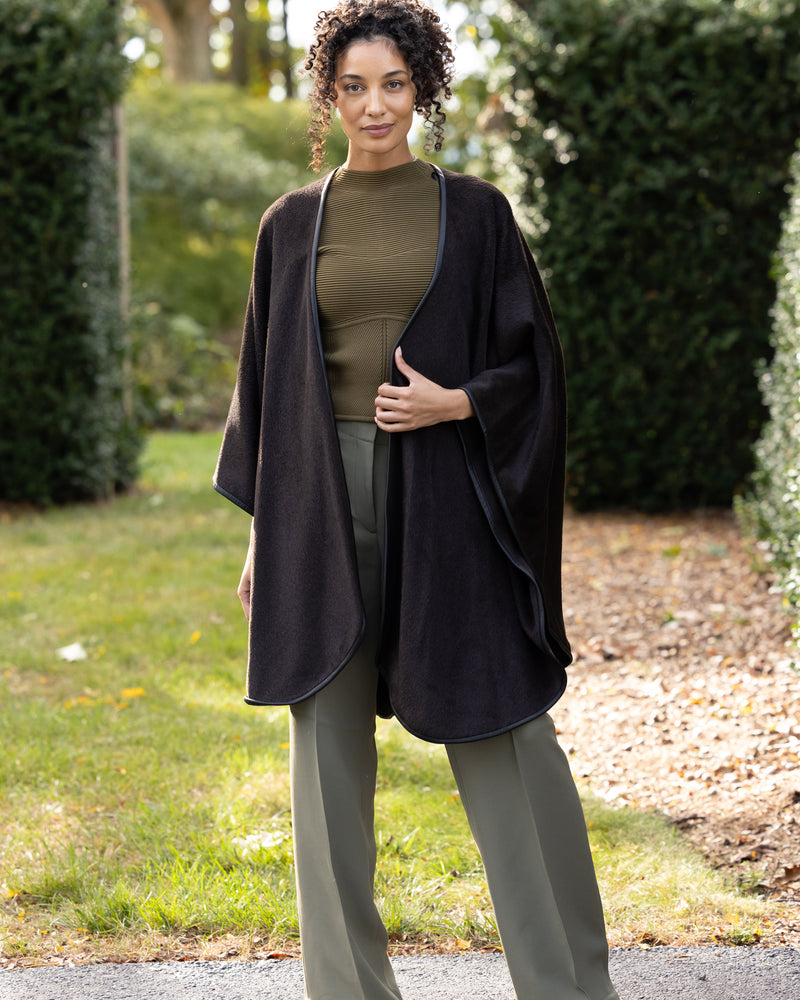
[289, 422, 619, 1000]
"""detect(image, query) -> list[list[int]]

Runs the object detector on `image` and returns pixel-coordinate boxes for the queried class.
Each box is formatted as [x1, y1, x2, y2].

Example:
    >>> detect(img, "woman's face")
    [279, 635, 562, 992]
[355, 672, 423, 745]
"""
[333, 37, 416, 171]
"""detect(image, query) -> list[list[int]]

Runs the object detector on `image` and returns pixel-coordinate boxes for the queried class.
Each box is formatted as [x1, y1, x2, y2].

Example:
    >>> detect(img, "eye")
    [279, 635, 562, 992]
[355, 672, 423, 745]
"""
[386, 79, 404, 90]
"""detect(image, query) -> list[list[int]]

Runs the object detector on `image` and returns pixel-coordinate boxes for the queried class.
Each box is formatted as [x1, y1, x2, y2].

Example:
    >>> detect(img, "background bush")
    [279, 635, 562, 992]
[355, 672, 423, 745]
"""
[0, 0, 141, 504]
[496, 0, 800, 510]
[124, 84, 347, 428]
[737, 144, 800, 628]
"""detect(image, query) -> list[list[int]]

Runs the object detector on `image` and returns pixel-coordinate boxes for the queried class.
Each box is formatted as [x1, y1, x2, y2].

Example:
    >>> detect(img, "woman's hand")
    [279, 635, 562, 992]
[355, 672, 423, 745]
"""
[238, 527, 255, 620]
[375, 347, 474, 432]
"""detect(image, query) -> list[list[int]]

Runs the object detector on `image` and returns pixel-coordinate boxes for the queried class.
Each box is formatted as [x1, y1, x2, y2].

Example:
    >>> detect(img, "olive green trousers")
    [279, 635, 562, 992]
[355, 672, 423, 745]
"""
[289, 422, 619, 1000]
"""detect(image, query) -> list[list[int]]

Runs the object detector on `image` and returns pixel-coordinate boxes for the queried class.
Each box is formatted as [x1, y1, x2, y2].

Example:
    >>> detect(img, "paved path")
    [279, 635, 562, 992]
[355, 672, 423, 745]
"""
[2, 948, 799, 1000]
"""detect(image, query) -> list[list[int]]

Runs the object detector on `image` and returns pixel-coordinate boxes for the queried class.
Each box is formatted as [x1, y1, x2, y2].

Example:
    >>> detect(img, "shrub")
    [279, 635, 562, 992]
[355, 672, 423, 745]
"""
[124, 84, 346, 427]
[737, 145, 800, 622]
[0, 0, 141, 504]
[496, 0, 800, 510]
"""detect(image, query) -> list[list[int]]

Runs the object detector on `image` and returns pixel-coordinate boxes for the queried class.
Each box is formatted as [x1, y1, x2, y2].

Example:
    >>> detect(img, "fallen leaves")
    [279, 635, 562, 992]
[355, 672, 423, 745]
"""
[776, 864, 800, 886]
[556, 508, 800, 936]
[120, 687, 146, 701]
[0, 929, 303, 969]
[64, 687, 146, 710]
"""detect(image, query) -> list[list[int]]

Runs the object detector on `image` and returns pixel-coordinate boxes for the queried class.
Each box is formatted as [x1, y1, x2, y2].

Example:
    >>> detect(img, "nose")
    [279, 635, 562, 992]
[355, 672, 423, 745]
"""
[366, 86, 386, 117]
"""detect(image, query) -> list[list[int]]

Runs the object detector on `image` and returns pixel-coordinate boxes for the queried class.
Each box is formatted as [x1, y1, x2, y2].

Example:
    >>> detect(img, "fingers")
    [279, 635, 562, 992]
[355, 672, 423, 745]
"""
[375, 415, 405, 433]
[376, 348, 424, 403]
[375, 412, 415, 432]
[375, 381, 414, 430]
[375, 348, 445, 432]
[376, 383, 404, 402]
[375, 392, 412, 429]
[376, 384, 408, 405]
[377, 350, 415, 399]
[238, 583, 251, 620]
[238, 552, 253, 620]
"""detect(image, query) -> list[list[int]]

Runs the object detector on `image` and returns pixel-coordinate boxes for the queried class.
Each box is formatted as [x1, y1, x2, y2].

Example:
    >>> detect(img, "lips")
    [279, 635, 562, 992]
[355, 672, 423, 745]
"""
[362, 123, 394, 137]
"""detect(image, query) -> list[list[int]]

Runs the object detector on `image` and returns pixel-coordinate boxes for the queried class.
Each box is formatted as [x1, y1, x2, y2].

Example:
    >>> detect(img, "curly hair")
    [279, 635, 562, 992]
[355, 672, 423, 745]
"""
[304, 0, 455, 172]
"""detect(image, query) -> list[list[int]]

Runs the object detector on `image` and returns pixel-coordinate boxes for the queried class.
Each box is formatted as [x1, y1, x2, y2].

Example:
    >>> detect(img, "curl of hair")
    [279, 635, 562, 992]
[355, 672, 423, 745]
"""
[303, 0, 455, 172]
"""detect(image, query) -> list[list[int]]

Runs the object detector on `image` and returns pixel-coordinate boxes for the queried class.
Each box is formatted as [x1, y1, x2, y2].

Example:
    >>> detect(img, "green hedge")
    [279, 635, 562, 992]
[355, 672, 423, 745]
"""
[0, 0, 140, 504]
[498, 0, 800, 510]
[737, 145, 800, 621]
[124, 84, 348, 428]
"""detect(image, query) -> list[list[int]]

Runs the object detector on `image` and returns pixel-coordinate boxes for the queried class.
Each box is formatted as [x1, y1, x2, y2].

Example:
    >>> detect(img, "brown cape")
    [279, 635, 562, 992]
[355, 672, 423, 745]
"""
[214, 165, 572, 743]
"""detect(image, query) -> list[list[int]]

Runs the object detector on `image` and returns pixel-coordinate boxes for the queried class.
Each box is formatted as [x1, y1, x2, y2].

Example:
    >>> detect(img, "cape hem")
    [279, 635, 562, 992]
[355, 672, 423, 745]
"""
[244, 666, 569, 746]
[213, 480, 254, 516]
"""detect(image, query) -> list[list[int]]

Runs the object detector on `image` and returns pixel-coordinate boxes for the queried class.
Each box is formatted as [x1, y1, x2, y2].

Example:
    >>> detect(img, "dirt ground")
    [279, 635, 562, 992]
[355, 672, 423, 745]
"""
[554, 508, 800, 946]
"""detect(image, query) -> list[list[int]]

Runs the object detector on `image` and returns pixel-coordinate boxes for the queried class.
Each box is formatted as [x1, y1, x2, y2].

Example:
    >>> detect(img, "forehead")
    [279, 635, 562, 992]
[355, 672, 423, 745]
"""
[336, 36, 409, 75]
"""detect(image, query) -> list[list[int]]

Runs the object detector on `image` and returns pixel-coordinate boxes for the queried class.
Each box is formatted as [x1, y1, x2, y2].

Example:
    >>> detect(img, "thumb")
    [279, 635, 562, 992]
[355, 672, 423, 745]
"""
[395, 346, 415, 378]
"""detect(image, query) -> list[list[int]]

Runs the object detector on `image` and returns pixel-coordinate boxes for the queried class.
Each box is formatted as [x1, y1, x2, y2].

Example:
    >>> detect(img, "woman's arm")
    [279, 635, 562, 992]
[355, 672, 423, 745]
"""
[238, 521, 255, 620]
[374, 347, 474, 432]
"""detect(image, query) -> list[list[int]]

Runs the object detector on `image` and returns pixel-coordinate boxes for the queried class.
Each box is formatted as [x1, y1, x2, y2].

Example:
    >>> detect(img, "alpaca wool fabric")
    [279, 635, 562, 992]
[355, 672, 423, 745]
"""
[214, 165, 572, 743]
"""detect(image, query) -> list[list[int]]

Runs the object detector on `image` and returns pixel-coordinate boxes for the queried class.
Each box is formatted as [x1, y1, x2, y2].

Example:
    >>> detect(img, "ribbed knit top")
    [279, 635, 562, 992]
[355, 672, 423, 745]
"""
[316, 158, 440, 421]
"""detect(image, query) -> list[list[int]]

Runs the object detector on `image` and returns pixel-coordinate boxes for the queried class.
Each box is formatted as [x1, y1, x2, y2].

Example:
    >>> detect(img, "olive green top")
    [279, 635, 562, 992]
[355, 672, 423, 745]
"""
[316, 158, 440, 421]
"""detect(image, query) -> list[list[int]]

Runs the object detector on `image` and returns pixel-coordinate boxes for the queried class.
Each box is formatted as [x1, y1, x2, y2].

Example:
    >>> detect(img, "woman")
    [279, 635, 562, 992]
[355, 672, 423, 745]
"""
[214, 2, 620, 998]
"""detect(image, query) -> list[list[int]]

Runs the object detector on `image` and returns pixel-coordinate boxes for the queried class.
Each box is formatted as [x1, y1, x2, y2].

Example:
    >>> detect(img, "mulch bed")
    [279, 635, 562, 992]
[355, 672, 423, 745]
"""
[555, 508, 800, 945]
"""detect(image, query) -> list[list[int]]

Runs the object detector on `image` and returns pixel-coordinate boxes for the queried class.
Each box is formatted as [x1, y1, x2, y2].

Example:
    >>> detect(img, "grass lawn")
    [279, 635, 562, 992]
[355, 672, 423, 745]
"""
[0, 433, 773, 963]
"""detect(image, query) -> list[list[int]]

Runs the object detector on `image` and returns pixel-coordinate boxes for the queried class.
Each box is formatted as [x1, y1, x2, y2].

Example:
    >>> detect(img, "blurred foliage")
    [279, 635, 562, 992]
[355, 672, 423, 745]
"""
[122, 0, 299, 92]
[737, 144, 800, 626]
[125, 83, 345, 428]
[0, 0, 142, 504]
[440, 73, 501, 183]
[492, 0, 800, 511]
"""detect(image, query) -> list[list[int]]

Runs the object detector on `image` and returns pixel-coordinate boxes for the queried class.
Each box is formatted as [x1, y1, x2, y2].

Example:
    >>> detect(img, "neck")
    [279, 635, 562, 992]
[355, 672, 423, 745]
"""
[343, 145, 415, 172]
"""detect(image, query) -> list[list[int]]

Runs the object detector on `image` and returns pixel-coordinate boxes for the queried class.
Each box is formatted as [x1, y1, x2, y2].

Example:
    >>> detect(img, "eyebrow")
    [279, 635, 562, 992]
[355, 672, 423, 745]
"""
[338, 69, 410, 80]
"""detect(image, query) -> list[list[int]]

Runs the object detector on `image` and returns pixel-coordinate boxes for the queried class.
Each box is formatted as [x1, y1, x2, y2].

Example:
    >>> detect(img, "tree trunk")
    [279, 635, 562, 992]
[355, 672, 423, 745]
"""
[229, 0, 250, 88]
[281, 0, 294, 99]
[113, 102, 133, 419]
[137, 0, 213, 83]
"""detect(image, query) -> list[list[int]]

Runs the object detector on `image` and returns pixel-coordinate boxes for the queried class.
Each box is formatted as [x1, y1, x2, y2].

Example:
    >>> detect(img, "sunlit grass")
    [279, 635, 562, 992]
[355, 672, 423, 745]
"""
[0, 433, 779, 962]
[585, 797, 769, 947]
